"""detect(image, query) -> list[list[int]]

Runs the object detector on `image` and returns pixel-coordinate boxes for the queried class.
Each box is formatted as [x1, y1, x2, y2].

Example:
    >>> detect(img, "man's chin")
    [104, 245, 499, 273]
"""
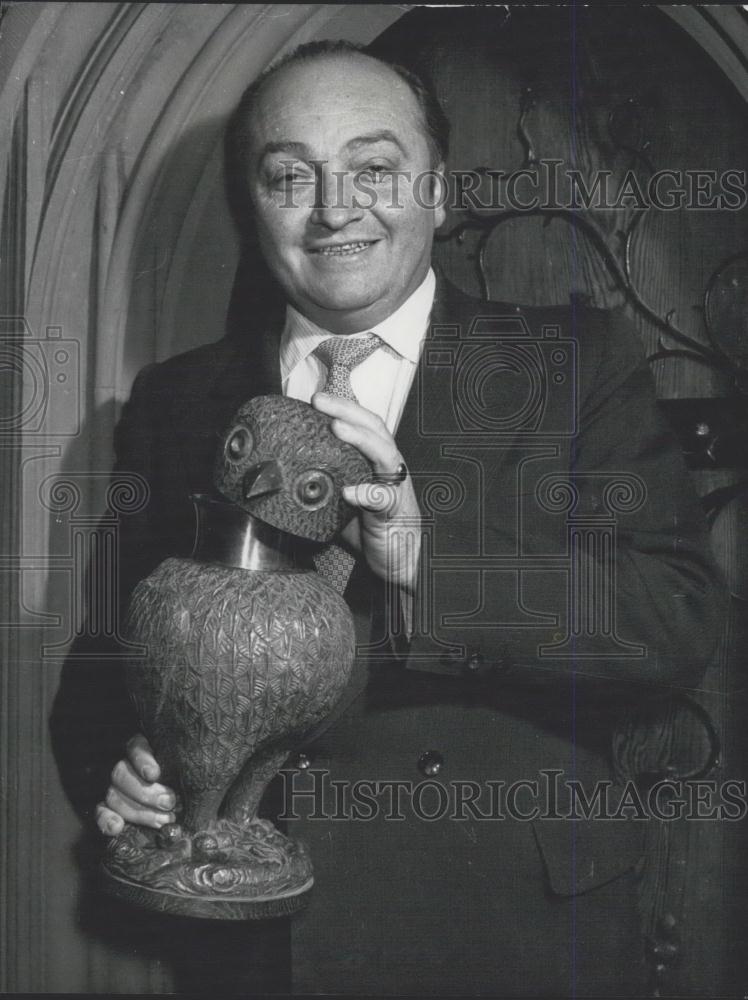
[304, 288, 388, 320]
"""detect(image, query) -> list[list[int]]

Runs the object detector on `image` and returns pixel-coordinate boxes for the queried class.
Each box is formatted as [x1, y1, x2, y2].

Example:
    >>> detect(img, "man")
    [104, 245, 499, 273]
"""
[82, 41, 723, 995]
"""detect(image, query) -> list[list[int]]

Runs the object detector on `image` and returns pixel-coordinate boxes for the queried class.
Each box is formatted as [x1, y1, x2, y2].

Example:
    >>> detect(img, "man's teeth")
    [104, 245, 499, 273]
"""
[317, 242, 371, 256]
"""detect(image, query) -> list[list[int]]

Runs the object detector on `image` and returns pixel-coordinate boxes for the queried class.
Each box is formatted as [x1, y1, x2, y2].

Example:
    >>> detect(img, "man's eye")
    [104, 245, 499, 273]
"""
[265, 164, 314, 189]
[357, 165, 392, 183]
[271, 172, 310, 188]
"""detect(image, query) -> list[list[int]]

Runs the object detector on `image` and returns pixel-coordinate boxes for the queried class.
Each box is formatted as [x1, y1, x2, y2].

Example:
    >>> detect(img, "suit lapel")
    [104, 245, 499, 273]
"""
[395, 273, 502, 473]
[395, 275, 453, 473]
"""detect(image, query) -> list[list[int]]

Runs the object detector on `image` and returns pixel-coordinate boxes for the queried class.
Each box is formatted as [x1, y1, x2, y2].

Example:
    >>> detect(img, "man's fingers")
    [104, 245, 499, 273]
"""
[312, 392, 410, 479]
[312, 393, 391, 443]
[126, 733, 160, 781]
[98, 736, 176, 836]
[97, 734, 177, 836]
[343, 482, 399, 513]
[111, 757, 176, 810]
[328, 418, 401, 473]
[95, 803, 125, 837]
[103, 785, 176, 830]
[311, 391, 421, 589]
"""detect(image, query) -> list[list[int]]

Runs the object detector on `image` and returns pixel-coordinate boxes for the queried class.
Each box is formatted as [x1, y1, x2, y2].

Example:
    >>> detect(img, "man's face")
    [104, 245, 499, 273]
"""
[245, 54, 446, 334]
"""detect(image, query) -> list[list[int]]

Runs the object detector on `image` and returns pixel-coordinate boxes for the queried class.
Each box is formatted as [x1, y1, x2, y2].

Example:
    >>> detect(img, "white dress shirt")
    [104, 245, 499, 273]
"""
[280, 267, 436, 431]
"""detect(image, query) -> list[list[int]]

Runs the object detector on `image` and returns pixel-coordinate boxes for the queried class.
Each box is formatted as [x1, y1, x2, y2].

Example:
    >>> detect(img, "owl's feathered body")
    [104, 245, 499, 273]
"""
[124, 557, 354, 828]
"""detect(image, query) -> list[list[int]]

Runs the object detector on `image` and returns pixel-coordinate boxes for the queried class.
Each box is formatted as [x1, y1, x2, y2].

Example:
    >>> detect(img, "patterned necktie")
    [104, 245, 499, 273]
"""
[313, 332, 381, 400]
[313, 332, 381, 593]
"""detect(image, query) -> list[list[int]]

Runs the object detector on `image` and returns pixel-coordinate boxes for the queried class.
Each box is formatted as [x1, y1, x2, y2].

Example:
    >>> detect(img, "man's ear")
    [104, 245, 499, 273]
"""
[432, 162, 447, 229]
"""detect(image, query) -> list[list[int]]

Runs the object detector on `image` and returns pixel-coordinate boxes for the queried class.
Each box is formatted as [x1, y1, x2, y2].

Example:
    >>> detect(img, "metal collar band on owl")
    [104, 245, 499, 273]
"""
[214, 395, 373, 543]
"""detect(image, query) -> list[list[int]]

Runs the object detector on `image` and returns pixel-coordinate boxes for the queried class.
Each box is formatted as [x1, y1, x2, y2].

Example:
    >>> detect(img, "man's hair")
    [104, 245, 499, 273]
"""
[224, 39, 450, 231]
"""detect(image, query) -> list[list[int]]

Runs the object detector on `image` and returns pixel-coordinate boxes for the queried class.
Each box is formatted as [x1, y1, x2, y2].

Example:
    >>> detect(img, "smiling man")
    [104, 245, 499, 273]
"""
[72, 40, 725, 997]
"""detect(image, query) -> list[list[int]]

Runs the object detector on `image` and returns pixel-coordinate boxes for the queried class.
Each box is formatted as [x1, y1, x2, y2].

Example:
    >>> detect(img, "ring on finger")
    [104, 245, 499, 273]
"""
[371, 461, 408, 486]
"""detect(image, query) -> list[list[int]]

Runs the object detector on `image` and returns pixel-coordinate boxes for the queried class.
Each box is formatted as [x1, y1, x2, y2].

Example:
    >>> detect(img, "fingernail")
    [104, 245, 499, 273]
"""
[143, 765, 158, 780]
[158, 794, 174, 810]
[106, 819, 121, 835]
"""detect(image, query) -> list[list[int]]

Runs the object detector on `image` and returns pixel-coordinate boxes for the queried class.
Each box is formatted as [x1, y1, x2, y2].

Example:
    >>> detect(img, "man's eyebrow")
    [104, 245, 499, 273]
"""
[344, 130, 407, 154]
[259, 140, 312, 159]
[257, 130, 407, 163]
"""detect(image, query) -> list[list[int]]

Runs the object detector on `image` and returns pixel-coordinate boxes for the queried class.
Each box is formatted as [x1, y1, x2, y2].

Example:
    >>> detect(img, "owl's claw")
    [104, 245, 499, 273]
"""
[193, 831, 226, 861]
[155, 822, 185, 849]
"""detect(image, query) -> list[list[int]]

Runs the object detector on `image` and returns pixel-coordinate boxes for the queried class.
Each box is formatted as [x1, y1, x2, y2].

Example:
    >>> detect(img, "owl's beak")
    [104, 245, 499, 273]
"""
[242, 459, 283, 500]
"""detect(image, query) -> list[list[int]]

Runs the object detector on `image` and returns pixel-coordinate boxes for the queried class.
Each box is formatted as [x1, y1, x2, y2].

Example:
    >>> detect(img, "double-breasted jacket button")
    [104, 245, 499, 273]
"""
[295, 752, 312, 770]
[463, 649, 491, 677]
[418, 750, 444, 777]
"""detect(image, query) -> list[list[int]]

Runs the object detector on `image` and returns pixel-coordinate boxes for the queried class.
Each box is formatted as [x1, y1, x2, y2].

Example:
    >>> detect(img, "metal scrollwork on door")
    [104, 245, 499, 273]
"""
[436, 84, 748, 504]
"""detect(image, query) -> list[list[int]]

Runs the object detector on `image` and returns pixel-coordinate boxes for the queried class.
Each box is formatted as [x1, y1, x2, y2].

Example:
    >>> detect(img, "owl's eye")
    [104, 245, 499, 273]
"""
[225, 426, 253, 462]
[295, 470, 333, 510]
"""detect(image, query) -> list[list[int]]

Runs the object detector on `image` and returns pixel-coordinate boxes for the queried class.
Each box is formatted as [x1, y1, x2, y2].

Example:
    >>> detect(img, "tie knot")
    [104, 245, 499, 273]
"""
[314, 332, 381, 401]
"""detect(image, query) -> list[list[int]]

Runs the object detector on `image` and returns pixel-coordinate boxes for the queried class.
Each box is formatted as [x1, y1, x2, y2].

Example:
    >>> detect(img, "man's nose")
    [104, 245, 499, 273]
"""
[309, 170, 364, 230]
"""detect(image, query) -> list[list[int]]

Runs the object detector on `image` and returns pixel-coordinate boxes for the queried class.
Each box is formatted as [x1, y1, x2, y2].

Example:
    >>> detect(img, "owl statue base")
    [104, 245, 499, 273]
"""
[102, 816, 312, 919]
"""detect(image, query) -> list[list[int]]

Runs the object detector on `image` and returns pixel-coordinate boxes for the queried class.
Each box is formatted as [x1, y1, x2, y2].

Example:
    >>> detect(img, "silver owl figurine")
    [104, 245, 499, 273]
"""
[101, 395, 372, 918]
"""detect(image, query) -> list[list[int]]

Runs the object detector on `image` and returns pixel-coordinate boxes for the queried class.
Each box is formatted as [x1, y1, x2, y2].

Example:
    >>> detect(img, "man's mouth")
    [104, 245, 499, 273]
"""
[310, 240, 376, 257]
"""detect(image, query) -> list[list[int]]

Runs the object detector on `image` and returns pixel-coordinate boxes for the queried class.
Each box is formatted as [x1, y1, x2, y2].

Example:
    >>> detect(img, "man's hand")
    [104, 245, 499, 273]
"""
[312, 392, 421, 590]
[95, 734, 176, 836]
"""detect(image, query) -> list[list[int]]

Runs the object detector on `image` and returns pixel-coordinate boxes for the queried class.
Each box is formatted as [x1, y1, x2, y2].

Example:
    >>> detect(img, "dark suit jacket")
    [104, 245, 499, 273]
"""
[52, 275, 725, 994]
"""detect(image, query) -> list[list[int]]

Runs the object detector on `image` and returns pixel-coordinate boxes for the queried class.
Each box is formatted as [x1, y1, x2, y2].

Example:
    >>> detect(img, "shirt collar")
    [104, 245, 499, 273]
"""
[280, 267, 436, 383]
